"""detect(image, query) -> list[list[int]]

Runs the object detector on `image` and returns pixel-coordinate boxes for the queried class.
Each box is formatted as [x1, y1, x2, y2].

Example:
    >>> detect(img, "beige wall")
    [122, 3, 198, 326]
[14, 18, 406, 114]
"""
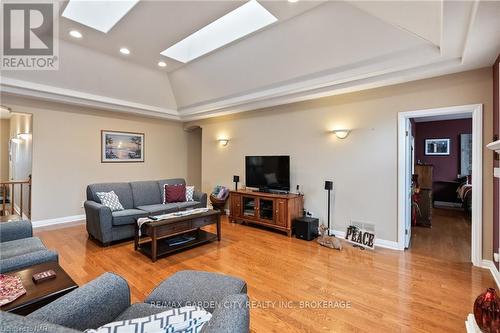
[189, 68, 494, 259]
[0, 119, 10, 181]
[0, 95, 190, 222]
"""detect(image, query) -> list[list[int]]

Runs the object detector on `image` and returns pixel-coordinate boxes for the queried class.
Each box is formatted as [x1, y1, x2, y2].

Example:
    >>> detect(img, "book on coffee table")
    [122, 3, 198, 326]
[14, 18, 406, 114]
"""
[0, 274, 26, 306]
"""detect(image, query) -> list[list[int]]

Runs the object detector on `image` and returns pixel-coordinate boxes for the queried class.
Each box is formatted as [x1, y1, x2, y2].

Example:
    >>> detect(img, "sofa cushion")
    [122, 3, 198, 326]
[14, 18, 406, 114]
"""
[112, 209, 148, 226]
[88, 306, 212, 333]
[164, 184, 186, 203]
[175, 201, 201, 211]
[136, 204, 178, 215]
[158, 179, 186, 202]
[130, 181, 162, 207]
[87, 183, 134, 209]
[95, 191, 124, 212]
[0, 237, 46, 260]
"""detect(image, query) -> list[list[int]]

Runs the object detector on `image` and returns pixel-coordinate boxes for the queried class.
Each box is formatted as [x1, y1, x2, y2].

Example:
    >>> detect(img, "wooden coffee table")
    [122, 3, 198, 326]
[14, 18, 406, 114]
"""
[135, 210, 221, 262]
[1, 262, 78, 315]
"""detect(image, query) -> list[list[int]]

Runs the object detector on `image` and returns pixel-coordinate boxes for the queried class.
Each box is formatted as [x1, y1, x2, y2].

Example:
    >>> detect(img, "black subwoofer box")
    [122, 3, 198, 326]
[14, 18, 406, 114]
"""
[293, 217, 319, 241]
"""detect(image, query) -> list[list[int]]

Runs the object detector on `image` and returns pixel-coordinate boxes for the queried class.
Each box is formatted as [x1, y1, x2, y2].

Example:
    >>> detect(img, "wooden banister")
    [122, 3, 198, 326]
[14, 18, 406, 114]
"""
[0, 179, 31, 219]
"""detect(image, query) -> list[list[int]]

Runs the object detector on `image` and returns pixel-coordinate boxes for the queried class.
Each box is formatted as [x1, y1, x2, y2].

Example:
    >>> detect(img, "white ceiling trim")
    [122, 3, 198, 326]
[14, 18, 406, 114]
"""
[177, 44, 441, 116]
[180, 57, 471, 121]
[0, 77, 180, 121]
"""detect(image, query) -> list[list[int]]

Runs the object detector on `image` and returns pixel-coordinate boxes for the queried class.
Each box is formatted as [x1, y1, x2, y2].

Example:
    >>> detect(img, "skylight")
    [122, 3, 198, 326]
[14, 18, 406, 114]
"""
[62, 0, 139, 33]
[161, 0, 277, 63]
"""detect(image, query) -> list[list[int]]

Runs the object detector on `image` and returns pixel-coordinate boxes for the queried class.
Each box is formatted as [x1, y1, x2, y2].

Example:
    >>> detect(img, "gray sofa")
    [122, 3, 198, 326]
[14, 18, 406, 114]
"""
[85, 178, 207, 245]
[0, 270, 249, 333]
[0, 220, 58, 273]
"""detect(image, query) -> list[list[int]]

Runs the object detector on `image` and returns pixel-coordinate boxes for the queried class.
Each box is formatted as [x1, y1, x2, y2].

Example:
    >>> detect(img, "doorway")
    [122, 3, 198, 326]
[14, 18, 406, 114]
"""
[0, 107, 33, 221]
[398, 104, 483, 266]
[186, 126, 202, 190]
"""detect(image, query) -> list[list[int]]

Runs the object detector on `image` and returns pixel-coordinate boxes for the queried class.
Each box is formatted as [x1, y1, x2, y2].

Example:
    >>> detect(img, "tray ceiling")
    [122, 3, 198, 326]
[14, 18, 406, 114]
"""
[1, 0, 499, 121]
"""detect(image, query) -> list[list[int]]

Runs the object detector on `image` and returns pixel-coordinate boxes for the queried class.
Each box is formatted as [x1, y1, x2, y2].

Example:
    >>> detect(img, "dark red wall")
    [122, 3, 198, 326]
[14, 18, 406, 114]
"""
[415, 119, 472, 181]
[493, 55, 499, 268]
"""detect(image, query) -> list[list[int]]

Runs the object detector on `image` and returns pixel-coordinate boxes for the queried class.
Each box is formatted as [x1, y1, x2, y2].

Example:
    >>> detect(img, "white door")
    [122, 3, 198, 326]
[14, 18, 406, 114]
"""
[404, 119, 412, 248]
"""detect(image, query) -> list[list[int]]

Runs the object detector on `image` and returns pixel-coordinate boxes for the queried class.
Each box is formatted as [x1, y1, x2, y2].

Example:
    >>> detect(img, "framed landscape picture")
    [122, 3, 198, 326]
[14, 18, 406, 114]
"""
[101, 130, 144, 163]
[425, 138, 450, 156]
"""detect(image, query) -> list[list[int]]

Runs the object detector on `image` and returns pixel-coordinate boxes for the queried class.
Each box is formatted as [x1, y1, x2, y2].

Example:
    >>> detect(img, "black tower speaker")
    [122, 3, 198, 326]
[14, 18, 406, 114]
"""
[293, 217, 319, 241]
[324, 180, 333, 236]
[233, 175, 239, 191]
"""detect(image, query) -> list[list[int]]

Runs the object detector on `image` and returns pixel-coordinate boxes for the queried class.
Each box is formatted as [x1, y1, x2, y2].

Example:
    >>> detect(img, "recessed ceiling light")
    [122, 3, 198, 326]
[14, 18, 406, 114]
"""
[288, 0, 299, 3]
[69, 30, 82, 39]
[158, 61, 167, 68]
[161, 0, 277, 63]
[62, 0, 139, 33]
[119, 48, 130, 55]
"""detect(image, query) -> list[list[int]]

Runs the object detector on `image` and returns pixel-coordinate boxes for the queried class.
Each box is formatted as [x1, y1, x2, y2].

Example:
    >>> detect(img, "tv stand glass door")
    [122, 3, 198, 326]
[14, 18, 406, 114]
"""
[242, 196, 256, 218]
[258, 198, 274, 222]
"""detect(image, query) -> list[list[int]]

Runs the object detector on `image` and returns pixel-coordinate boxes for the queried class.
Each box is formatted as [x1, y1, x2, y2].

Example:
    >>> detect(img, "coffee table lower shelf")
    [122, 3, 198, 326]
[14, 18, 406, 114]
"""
[136, 229, 217, 260]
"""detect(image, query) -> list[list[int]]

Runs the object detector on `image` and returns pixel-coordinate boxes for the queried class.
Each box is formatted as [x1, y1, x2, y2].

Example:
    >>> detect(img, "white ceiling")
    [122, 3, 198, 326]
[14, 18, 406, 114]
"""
[1, 0, 499, 121]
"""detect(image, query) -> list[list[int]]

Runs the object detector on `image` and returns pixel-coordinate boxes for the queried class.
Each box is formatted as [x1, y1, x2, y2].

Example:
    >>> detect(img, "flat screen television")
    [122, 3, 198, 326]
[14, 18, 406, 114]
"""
[245, 156, 290, 192]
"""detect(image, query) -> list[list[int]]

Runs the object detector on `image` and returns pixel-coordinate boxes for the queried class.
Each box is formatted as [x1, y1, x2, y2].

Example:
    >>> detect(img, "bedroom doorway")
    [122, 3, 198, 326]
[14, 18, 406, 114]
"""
[398, 104, 483, 266]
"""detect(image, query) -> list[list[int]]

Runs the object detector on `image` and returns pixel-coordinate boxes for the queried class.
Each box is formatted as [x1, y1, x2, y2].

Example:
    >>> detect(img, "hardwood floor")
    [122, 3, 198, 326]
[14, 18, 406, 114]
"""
[410, 208, 471, 262]
[35, 216, 495, 332]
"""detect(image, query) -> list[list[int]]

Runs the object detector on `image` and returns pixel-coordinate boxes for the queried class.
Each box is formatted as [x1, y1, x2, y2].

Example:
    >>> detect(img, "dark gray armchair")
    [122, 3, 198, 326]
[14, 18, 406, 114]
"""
[0, 220, 58, 273]
[1, 270, 249, 333]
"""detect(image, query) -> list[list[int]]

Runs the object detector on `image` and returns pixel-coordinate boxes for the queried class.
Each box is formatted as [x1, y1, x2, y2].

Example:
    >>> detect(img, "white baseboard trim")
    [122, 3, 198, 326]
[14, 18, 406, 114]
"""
[481, 260, 500, 289]
[331, 229, 401, 251]
[32, 214, 85, 228]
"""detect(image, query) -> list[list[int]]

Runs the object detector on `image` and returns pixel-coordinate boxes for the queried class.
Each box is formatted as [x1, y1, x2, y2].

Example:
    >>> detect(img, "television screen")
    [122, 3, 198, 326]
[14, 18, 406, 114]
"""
[245, 156, 290, 191]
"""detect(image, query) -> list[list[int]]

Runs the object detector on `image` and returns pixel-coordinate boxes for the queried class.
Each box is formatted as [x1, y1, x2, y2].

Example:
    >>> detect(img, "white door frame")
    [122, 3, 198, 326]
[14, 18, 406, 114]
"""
[397, 104, 483, 266]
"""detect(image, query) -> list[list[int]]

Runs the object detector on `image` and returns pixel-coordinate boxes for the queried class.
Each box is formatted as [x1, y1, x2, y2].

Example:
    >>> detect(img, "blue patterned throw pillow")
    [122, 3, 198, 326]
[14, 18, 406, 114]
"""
[84, 306, 211, 333]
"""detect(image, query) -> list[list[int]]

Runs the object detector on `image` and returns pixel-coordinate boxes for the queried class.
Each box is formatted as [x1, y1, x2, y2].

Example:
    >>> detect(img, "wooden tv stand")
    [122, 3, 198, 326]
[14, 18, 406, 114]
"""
[229, 189, 303, 237]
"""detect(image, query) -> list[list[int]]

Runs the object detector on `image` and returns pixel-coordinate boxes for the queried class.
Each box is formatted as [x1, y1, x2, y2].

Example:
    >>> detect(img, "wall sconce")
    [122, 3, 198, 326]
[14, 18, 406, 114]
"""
[11, 137, 22, 144]
[218, 139, 229, 146]
[331, 129, 350, 139]
[17, 133, 31, 140]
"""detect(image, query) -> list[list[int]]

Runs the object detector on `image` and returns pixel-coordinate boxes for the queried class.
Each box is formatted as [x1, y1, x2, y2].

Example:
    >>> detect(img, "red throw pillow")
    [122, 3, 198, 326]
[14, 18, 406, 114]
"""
[164, 184, 186, 203]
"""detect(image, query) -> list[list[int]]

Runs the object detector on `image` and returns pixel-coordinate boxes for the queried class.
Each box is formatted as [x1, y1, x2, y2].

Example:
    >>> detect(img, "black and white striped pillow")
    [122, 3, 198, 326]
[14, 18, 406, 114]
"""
[96, 191, 124, 212]
[84, 306, 211, 333]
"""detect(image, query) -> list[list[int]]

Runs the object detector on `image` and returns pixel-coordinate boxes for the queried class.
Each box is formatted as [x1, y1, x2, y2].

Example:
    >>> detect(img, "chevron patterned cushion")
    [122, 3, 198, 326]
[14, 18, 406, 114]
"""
[185, 186, 195, 202]
[84, 306, 211, 333]
[96, 191, 124, 212]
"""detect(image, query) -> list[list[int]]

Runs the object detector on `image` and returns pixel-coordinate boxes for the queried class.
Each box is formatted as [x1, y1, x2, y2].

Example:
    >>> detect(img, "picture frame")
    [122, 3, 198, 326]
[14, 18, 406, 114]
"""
[101, 130, 144, 163]
[425, 138, 450, 156]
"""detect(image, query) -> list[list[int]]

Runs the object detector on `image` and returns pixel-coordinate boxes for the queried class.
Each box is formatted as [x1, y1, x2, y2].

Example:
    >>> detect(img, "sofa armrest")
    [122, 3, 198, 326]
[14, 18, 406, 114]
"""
[1, 312, 82, 333]
[0, 220, 33, 242]
[0, 249, 58, 274]
[28, 272, 131, 331]
[201, 294, 249, 333]
[193, 191, 207, 207]
[84, 201, 113, 244]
